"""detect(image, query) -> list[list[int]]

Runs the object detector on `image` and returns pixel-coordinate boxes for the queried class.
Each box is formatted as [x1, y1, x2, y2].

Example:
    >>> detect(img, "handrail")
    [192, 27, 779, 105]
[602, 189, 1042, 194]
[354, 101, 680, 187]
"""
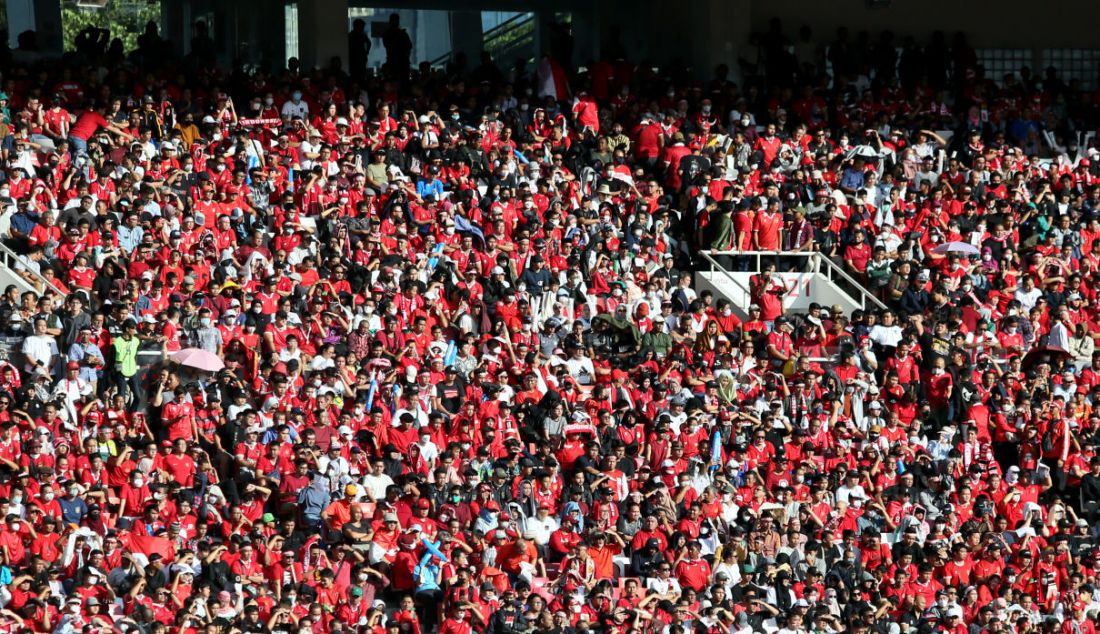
[429, 12, 535, 67]
[0, 240, 55, 295]
[699, 250, 888, 312]
[811, 253, 889, 311]
[696, 250, 754, 299]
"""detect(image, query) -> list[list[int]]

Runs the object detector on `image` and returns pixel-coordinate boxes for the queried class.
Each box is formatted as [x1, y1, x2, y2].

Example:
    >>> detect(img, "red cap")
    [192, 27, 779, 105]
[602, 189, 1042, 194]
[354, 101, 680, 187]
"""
[66, 361, 80, 370]
[484, 501, 500, 511]
[417, 498, 431, 509]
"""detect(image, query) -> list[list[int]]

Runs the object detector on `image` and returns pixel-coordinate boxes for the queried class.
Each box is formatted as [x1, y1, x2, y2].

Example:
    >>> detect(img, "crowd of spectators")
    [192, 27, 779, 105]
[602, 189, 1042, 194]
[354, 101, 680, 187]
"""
[0, 16, 1098, 634]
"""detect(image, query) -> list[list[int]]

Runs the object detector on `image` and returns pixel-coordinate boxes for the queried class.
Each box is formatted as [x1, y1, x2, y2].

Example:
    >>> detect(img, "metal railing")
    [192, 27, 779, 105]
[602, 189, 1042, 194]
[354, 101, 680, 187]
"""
[0, 241, 56, 296]
[696, 250, 754, 299]
[430, 12, 535, 68]
[698, 250, 888, 312]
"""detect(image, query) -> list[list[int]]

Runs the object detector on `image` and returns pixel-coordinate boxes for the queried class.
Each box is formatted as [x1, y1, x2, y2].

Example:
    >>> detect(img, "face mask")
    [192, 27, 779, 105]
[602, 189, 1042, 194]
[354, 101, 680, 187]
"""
[445, 227, 455, 235]
[702, 106, 711, 114]
[132, 477, 143, 487]
[10, 495, 20, 505]
[722, 308, 732, 316]
[932, 368, 944, 375]
[292, 92, 302, 101]
[200, 318, 211, 327]
[612, 289, 623, 297]
[982, 254, 992, 261]
[43, 492, 54, 501]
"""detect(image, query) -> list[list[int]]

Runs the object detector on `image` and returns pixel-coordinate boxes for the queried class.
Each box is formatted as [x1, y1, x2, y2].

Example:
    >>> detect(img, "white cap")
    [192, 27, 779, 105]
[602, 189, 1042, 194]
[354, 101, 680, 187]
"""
[491, 266, 505, 275]
[336, 117, 349, 126]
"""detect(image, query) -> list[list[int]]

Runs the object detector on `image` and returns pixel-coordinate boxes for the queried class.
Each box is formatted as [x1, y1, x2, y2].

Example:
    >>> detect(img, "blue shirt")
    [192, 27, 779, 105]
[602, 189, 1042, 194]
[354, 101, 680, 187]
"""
[67, 342, 104, 382]
[839, 168, 865, 191]
[59, 495, 88, 524]
[10, 210, 39, 236]
[117, 225, 144, 253]
[416, 178, 444, 200]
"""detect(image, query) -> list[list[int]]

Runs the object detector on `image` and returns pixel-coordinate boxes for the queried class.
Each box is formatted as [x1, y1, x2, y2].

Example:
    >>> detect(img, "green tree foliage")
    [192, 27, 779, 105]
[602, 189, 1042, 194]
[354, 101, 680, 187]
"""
[61, 0, 160, 53]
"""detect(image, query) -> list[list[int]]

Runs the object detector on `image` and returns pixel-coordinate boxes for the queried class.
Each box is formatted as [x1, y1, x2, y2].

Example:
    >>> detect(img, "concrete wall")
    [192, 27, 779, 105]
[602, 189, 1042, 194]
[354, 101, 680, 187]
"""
[749, 0, 1100, 49]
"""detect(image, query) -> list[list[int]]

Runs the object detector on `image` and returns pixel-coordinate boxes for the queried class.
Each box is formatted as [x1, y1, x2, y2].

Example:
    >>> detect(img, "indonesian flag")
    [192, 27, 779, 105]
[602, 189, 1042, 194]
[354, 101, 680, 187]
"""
[127, 533, 177, 561]
[609, 165, 634, 187]
[537, 55, 570, 102]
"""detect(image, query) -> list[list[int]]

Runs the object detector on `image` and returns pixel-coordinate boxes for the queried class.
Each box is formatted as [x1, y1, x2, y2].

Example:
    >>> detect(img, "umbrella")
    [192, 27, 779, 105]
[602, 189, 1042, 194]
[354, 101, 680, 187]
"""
[931, 241, 980, 256]
[1020, 345, 1072, 371]
[851, 144, 880, 159]
[171, 348, 225, 372]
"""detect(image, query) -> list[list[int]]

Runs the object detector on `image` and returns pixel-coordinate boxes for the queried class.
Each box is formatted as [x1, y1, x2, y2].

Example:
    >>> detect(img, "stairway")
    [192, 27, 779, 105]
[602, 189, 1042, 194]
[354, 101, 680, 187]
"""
[695, 251, 886, 321]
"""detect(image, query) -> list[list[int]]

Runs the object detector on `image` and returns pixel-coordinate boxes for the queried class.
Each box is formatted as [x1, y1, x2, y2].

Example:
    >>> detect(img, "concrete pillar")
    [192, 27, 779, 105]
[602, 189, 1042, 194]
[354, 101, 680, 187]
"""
[449, 10, 482, 62]
[7, 0, 62, 53]
[570, 4, 598, 66]
[253, 0, 286, 71]
[161, 0, 190, 58]
[691, 0, 751, 81]
[297, 0, 349, 71]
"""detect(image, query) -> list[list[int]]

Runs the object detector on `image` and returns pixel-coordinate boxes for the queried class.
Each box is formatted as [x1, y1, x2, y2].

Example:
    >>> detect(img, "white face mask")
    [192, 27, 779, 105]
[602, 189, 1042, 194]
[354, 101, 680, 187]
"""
[932, 368, 945, 375]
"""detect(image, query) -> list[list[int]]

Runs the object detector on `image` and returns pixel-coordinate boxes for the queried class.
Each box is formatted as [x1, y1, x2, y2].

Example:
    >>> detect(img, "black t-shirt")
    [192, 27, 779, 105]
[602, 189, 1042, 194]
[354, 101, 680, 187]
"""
[437, 379, 465, 414]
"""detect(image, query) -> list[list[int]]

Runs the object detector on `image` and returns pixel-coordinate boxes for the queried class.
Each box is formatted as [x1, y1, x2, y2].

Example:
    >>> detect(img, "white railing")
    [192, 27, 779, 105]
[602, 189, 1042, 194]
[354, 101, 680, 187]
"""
[698, 250, 888, 312]
[0, 241, 55, 296]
